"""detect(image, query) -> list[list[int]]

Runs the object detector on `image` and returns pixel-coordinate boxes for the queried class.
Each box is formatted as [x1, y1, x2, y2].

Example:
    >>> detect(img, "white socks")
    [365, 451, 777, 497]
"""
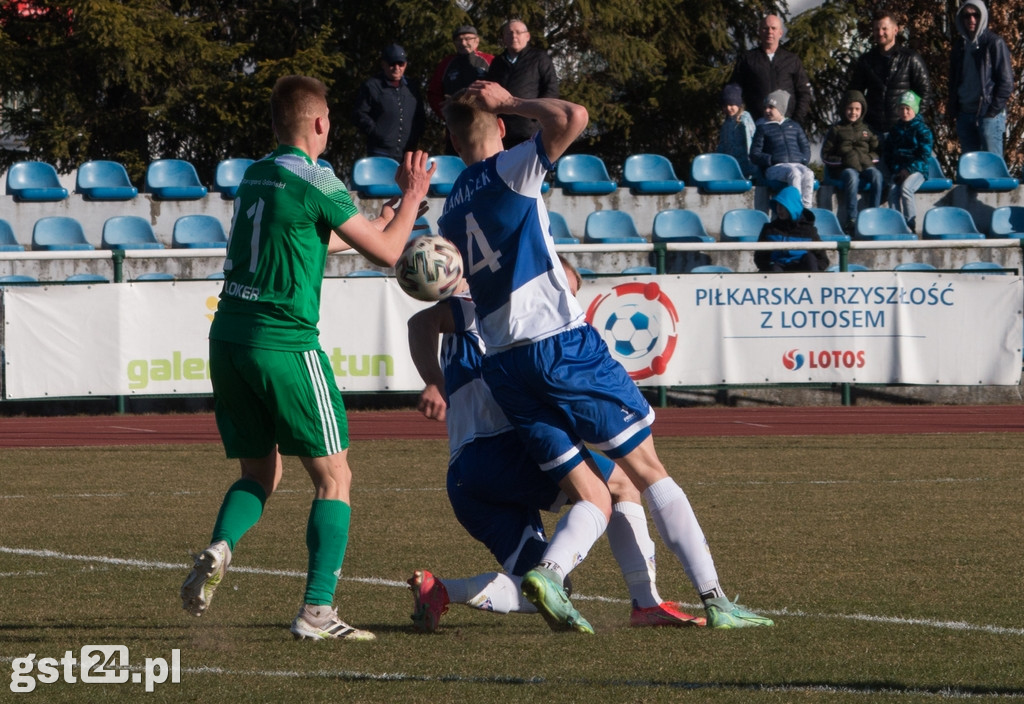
[537, 500, 608, 583]
[442, 572, 535, 614]
[606, 501, 662, 608]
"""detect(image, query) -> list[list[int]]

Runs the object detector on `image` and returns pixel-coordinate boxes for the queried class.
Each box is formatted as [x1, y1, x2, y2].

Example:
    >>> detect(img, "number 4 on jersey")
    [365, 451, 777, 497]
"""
[465, 214, 501, 275]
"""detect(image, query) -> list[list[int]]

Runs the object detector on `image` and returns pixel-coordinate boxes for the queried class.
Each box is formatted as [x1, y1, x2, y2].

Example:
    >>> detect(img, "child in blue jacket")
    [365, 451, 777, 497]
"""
[750, 90, 815, 209]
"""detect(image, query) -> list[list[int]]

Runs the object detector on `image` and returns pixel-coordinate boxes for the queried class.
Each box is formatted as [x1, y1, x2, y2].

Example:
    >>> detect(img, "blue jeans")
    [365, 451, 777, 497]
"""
[957, 111, 1007, 159]
[888, 171, 925, 229]
[840, 167, 883, 226]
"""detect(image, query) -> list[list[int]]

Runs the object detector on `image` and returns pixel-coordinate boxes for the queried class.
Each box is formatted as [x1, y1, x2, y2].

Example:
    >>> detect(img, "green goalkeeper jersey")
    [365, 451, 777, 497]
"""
[210, 145, 359, 351]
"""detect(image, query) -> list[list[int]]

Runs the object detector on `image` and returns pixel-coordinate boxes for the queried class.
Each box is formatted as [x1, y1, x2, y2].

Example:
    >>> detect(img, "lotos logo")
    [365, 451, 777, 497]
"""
[584, 281, 679, 380]
[784, 348, 866, 370]
[782, 349, 804, 370]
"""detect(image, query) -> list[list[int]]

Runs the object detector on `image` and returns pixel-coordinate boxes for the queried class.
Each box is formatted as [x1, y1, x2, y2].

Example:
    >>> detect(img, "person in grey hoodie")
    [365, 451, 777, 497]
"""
[948, 0, 1013, 158]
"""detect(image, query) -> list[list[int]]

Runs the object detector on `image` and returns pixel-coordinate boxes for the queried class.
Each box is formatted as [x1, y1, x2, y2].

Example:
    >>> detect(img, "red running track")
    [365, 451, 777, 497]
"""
[1, 405, 1023, 448]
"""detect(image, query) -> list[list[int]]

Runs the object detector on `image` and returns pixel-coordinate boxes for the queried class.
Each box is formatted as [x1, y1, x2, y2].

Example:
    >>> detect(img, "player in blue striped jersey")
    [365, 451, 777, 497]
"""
[438, 81, 773, 630]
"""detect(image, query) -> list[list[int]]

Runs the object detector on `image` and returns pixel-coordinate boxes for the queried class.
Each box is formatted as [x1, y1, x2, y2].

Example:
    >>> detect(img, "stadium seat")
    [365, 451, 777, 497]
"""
[411, 216, 434, 237]
[827, 263, 870, 272]
[6, 161, 69, 202]
[101, 216, 164, 250]
[689, 264, 733, 273]
[955, 151, 1019, 192]
[65, 273, 109, 283]
[549, 211, 577, 244]
[555, 154, 617, 195]
[134, 272, 176, 281]
[207, 271, 226, 280]
[921, 206, 984, 240]
[344, 269, 387, 277]
[988, 206, 1024, 239]
[854, 207, 916, 240]
[577, 267, 597, 279]
[145, 159, 208, 200]
[809, 208, 850, 242]
[893, 262, 936, 271]
[651, 209, 713, 243]
[0, 219, 25, 252]
[960, 261, 1006, 274]
[75, 160, 138, 200]
[689, 154, 752, 194]
[351, 156, 402, 198]
[621, 266, 657, 275]
[172, 215, 228, 248]
[918, 156, 953, 193]
[583, 210, 646, 244]
[0, 274, 37, 284]
[213, 158, 254, 198]
[426, 155, 466, 197]
[32, 217, 94, 251]
[720, 208, 768, 242]
[621, 154, 684, 195]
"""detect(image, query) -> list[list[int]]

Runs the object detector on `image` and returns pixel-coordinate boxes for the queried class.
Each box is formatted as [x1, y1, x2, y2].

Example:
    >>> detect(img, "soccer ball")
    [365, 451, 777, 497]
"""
[395, 236, 464, 302]
[603, 304, 660, 359]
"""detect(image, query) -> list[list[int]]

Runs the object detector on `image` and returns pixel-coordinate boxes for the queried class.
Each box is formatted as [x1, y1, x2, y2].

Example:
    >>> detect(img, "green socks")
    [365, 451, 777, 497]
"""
[304, 499, 351, 606]
[211, 478, 267, 551]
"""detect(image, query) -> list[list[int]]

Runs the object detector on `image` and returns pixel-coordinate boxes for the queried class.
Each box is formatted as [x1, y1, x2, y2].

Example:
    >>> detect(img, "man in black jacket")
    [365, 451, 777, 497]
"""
[485, 19, 560, 149]
[729, 14, 812, 125]
[949, 0, 1013, 158]
[848, 11, 931, 138]
[353, 44, 426, 160]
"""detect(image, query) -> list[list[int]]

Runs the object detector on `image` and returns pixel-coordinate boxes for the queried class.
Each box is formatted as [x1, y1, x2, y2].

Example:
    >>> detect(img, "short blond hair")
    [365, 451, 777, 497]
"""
[443, 89, 500, 147]
[271, 75, 328, 142]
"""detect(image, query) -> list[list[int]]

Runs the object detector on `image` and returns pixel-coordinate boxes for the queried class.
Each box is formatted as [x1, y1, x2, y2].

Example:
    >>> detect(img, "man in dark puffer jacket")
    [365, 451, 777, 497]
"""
[754, 186, 829, 273]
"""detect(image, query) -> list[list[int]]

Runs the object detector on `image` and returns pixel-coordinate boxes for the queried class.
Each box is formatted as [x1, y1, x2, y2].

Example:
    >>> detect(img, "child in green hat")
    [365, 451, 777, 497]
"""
[883, 90, 933, 233]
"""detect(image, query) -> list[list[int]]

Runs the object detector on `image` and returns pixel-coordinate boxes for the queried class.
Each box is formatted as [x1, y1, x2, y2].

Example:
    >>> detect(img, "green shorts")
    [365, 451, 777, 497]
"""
[210, 339, 349, 459]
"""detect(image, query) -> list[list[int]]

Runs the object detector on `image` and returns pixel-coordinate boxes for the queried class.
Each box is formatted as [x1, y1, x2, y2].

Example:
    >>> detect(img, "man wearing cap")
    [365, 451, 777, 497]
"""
[428, 25, 494, 153]
[729, 14, 812, 125]
[948, 0, 1013, 158]
[353, 43, 426, 160]
[485, 18, 560, 149]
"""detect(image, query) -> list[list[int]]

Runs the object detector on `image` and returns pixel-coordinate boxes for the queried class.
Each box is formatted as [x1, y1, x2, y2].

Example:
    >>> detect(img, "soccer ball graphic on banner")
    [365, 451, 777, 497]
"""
[604, 304, 661, 359]
[395, 236, 464, 301]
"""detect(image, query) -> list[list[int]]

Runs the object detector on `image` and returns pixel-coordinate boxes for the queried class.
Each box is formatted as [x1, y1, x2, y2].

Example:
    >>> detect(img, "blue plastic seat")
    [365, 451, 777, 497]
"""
[808, 208, 850, 242]
[988, 206, 1024, 239]
[689, 264, 733, 273]
[145, 159, 208, 200]
[621, 154, 684, 195]
[65, 273, 110, 283]
[411, 216, 434, 237]
[214, 158, 254, 198]
[74, 160, 138, 201]
[32, 217, 94, 251]
[426, 155, 466, 197]
[893, 262, 936, 271]
[921, 206, 985, 240]
[827, 264, 870, 272]
[555, 154, 617, 195]
[549, 211, 577, 244]
[621, 265, 657, 275]
[855, 208, 916, 240]
[351, 157, 401, 198]
[651, 209, 713, 243]
[577, 267, 597, 279]
[955, 151, 1020, 192]
[101, 216, 164, 250]
[0, 220, 24, 252]
[207, 271, 226, 280]
[960, 261, 1006, 274]
[134, 272, 176, 281]
[720, 208, 768, 242]
[918, 156, 953, 193]
[6, 161, 69, 202]
[0, 274, 37, 284]
[172, 215, 228, 248]
[583, 210, 646, 244]
[689, 154, 752, 194]
[344, 269, 387, 277]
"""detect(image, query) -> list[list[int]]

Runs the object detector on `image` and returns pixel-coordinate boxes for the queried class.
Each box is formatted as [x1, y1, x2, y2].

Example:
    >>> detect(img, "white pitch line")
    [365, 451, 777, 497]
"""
[107, 425, 158, 434]
[2, 546, 1022, 638]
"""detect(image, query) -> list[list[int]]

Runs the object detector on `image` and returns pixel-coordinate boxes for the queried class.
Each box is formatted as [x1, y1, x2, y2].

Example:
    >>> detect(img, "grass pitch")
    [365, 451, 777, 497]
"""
[1, 433, 1023, 702]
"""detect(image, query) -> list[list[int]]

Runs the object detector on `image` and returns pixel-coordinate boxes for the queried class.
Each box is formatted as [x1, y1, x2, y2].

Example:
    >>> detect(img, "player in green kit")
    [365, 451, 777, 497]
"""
[181, 75, 434, 640]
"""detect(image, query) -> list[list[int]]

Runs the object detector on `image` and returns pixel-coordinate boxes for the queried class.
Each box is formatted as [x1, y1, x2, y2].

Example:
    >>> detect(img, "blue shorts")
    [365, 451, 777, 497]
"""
[482, 325, 654, 479]
[447, 430, 614, 575]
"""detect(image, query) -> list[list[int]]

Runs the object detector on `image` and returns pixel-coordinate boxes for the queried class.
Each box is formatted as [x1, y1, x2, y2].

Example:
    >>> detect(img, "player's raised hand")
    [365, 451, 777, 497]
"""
[463, 80, 516, 113]
[396, 150, 435, 202]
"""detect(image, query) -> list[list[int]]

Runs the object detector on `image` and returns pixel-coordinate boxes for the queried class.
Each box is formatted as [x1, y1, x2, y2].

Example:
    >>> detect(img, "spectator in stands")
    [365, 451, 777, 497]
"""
[848, 11, 931, 138]
[716, 83, 756, 178]
[428, 25, 494, 154]
[948, 0, 1013, 159]
[822, 90, 884, 235]
[353, 44, 426, 160]
[884, 90, 933, 234]
[485, 19, 560, 149]
[729, 14, 812, 125]
[750, 90, 815, 209]
[754, 186, 828, 273]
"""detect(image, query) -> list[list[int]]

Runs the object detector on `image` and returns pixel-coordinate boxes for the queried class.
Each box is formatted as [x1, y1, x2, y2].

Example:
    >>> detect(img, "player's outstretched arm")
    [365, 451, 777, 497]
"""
[408, 302, 456, 421]
[331, 151, 435, 266]
[462, 80, 588, 162]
